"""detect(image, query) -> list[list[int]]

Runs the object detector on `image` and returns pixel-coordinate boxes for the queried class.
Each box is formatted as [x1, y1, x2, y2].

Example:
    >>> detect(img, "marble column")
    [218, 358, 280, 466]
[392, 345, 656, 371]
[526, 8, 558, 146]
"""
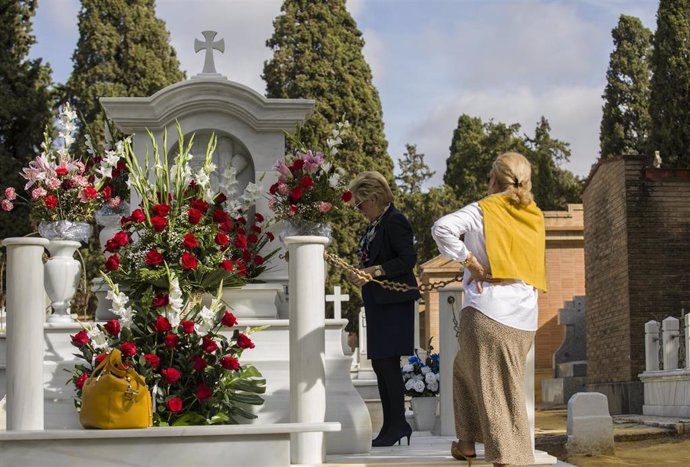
[2, 237, 49, 430]
[286, 235, 329, 465]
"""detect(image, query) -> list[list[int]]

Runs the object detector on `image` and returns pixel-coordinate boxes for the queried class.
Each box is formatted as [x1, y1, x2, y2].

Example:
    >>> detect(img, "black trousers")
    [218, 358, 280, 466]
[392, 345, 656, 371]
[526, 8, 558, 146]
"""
[371, 356, 406, 437]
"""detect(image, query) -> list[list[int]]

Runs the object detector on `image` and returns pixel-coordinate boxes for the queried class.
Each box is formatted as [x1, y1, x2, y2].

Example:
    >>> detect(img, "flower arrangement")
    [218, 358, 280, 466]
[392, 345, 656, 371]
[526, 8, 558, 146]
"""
[268, 121, 353, 225]
[0, 104, 126, 240]
[103, 127, 277, 298]
[70, 275, 266, 425]
[401, 340, 440, 397]
[69, 126, 269, 425]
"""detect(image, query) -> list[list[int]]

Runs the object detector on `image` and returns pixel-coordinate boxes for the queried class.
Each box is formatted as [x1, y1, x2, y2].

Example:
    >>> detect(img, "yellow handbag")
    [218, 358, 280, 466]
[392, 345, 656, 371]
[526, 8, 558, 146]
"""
[79, 348, 152, 429]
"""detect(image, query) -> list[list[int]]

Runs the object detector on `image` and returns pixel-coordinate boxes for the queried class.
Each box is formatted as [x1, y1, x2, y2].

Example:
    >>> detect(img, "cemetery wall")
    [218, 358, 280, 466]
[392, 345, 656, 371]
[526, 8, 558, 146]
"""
[583, 155, 690, 413]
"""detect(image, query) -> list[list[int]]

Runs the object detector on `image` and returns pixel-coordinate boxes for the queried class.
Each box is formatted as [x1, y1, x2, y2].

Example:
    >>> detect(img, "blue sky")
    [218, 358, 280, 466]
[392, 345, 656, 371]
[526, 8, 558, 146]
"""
[29, 0, 659, 187]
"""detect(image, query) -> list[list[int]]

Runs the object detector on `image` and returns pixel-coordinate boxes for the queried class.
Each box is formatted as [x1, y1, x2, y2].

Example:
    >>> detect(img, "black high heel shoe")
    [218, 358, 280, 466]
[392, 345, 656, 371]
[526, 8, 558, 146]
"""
[371, 422, 412, 447]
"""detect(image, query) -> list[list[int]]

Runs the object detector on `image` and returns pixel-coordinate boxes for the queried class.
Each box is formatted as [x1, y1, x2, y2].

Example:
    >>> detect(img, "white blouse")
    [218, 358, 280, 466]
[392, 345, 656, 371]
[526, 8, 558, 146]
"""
[431, 202, 539, 332]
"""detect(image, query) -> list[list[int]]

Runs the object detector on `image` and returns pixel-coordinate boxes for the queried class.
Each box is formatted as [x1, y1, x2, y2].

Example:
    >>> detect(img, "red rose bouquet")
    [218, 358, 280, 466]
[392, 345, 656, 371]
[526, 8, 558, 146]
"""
[268, 121, 353, 226]
[70, 276, 266, 425]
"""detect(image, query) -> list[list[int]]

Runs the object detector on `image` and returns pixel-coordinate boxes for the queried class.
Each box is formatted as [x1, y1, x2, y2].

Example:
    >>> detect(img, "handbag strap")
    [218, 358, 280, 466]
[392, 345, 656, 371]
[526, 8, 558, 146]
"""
[92, 348, 128, 379]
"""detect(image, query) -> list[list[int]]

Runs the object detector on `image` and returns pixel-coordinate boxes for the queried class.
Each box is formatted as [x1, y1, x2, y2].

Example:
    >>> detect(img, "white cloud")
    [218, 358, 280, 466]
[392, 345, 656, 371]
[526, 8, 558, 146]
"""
[361, 28, 387, 84]
[398, 85, 604, 187]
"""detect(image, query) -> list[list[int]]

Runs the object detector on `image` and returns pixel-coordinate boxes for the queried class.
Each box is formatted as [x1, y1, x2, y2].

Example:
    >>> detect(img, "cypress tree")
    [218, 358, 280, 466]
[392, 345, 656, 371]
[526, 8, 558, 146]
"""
[263, 0, 394, 324]
[600, 15, 653, 159]
[65, 0, 185, 153]
[649, 0, 690, 167]
[0, 0, 52, 238]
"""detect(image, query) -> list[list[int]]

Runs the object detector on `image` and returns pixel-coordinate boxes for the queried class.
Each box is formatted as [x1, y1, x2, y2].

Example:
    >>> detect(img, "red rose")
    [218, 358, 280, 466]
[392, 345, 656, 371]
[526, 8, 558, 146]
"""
[55, 167, 69, 176]
[161, 367, 181, 384]
[105, 254, 120, 271]
[269, 183, 279, 194]
[144, 354, 161, 369]
[201, 336, 219, 353]
[237, 333, 255, 349]
[234, 235, 247, 249]
[190, 199, 209, 212]
[235, 260, 247, 277]
[151, 216, 168, 232]
[61, 179, 73, 189]
[288, 187, 303, 203]
[214, 232, 229, 247]
[120, 342, 137, 358]
[95, 353, 108, 366]
[242, 249, 252, 262]
[266, 232, 275, 241]
[104, 239, 120, 252]
[291, 159, 304, 172]
[166, 397, 183, 413]
[299, 175, 314, 188]
[214, 193, 227, 204]
[180, 252, 198, 270]
[248, 234, 258, 244]
[238, 216, 247, 225]
[254, 255, 264, 266]
[255, 212, 265, 222]
[112, 231, 129, 247]
[152, 203, 171, 217]
[220, 259, 234, 271]
[289, 205, 299, 216]
[183, 233, 198, 248]
[44, 195, 58, 209]
[192, 355, 207, 372]
[104, 319, 121, 337]
[153, 316, 172, 333]
[251, 225, 262, 233]
[145, 249, 165, 266]
[131, 209, 146, 223]
[222, 311, 237, 327]
[180, 320, 195, 334]
[164, 334, 179, 348]
[75, 372, 88, 390]
[341, 190, 353, 202]
[213, 209, 229, 224]
[196, 383, 213, 401]
[187, 208, 203, 224]
[82, 186, 98, 199]
[219, 219, 233, 232]
[221, 356, 240, 370]
[102, 185, 112, 201]
[151, 293, 169, 308]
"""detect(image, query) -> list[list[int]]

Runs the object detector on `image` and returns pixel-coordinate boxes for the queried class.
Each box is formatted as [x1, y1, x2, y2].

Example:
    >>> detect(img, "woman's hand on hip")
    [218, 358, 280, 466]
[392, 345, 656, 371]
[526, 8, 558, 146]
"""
[465, 257, 488, 293]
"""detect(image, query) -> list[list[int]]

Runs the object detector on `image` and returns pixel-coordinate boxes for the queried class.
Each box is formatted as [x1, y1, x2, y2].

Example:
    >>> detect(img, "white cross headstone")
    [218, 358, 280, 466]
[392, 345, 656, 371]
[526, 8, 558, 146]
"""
[194, 30, 224, 75]
[326, 286, 349, 320]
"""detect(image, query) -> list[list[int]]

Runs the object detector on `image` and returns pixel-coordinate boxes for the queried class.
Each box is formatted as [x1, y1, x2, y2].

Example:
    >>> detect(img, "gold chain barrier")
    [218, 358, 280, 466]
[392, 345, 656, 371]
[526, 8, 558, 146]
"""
[323, 250, 463, 293]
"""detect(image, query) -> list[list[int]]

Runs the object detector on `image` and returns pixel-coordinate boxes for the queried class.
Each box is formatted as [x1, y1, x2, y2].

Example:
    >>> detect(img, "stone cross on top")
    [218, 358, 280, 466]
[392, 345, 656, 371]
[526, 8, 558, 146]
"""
[326, 286, 349, 320]
[194, 30, 225, 75]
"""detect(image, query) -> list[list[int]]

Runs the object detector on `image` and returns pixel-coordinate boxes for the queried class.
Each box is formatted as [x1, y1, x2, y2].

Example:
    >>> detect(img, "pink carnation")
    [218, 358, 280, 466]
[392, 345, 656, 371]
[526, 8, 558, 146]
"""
[45, 177, 61, 190]
[31, 187, 47, 199]
[319, 201, 332, 213]
[277, 183, 289, 195]
[4, 187, 16, 201]
[71, 175, 88, 188]
[1, 199, 13, 211]
[107, 196, 121, 208]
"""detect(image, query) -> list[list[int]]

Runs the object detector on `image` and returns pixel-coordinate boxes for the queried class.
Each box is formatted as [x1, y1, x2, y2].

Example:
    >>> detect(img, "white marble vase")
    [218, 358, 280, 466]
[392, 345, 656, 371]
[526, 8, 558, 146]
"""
[410, 396, 438, 431]
[44, 240, 81, 323]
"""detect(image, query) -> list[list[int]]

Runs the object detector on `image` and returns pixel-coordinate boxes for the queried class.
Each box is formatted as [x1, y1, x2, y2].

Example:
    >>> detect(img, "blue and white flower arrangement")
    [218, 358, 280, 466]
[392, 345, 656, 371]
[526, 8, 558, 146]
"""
[401, 339, 440, 397]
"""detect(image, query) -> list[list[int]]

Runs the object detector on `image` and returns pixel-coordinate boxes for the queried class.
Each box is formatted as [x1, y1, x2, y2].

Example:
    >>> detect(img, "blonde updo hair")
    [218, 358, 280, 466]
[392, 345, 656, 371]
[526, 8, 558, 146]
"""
[491, 152, 534, 208]
[349, 171, 394, 209]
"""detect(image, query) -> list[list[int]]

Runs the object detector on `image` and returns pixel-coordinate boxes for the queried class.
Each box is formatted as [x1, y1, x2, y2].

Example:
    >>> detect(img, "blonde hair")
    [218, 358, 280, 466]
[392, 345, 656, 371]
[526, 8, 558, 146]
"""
[349, 171, 394, 209]
[491, 152, 534, 208]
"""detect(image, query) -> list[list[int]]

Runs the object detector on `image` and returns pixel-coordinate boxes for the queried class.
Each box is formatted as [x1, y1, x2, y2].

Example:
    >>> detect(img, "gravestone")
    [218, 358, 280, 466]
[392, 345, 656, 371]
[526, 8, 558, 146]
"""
[566, 392, 614, 455]
[541, 296, 587, 407]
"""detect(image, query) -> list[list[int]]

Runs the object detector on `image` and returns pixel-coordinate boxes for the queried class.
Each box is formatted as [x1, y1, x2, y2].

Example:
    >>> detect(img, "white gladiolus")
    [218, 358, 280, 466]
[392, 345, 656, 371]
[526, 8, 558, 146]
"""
[196, 306, 216, 335]
[88, 327, 109, 351]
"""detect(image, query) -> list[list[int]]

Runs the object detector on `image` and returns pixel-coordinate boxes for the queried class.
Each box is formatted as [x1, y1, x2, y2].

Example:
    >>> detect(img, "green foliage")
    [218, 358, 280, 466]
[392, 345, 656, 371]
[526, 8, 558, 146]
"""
[263, 0, 394, 328]
[395, 144, 461, 266]
[600, 15, 653, 159]
[65, 0, 185, 157]
[649, 0, 690, 168]
[0, 0, 53, 238]
[444, 114, 582, 211]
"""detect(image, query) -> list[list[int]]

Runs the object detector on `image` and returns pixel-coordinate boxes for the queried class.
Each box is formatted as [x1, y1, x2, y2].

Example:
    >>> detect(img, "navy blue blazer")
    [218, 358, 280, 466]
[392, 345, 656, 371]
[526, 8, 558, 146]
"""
[361, 205, 421, 305]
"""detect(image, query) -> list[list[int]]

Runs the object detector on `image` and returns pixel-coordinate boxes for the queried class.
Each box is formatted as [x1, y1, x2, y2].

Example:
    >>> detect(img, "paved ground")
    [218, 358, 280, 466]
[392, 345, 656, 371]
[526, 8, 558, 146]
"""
[535, 409, 690, 466]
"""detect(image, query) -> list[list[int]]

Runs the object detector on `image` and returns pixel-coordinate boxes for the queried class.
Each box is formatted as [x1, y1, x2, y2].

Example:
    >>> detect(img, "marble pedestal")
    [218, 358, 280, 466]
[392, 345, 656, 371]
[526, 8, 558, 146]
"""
[640, 368, 690, 417]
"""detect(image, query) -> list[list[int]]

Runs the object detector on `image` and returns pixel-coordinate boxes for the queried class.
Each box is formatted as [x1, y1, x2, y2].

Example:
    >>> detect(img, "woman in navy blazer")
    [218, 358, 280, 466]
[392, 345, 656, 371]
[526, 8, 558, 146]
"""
[347, 171, 421, 447]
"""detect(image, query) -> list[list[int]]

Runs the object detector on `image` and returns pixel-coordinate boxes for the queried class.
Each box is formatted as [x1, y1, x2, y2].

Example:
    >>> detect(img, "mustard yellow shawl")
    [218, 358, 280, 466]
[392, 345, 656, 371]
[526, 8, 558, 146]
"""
[478, 194, 547, 291]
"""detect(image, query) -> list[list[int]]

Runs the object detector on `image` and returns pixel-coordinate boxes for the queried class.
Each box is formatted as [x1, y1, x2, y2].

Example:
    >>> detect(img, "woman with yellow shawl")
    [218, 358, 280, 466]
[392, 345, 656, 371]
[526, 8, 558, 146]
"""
[431, 152, 546, 467]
